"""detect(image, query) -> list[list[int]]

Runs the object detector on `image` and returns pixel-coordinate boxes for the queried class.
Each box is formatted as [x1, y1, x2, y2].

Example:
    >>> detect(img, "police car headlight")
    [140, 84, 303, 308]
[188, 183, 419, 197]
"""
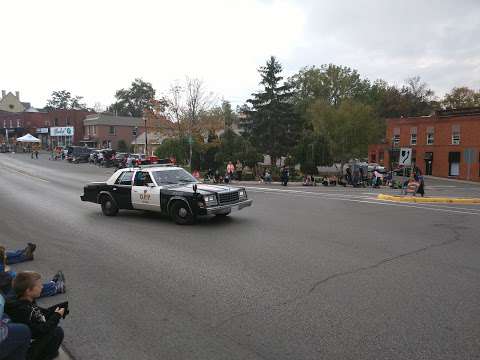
[203, 195, 217, 206]
[239, 189, 247, 199]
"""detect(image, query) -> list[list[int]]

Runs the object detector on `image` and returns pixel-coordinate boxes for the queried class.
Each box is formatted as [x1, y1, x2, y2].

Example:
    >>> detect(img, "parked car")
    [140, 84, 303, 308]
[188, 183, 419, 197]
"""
[66, 146, 93, 163]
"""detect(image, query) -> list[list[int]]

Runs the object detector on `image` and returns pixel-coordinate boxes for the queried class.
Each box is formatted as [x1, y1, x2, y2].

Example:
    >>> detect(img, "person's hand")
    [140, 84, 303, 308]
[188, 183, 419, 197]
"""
[54, 307, 65, 316]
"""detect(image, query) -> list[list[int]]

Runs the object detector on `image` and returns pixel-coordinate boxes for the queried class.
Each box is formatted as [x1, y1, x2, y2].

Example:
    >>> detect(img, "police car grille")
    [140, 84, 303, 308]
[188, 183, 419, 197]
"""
[219, 191, 239, 204]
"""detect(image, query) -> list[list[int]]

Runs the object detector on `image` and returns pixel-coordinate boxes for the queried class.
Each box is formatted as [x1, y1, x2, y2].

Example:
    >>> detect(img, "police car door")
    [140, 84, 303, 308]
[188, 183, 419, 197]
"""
[132, 171, 161, 211]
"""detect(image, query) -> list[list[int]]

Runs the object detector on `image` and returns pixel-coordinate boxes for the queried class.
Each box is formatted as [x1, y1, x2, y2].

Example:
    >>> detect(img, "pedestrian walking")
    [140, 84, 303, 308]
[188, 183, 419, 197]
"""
[34, 150, 39, 159]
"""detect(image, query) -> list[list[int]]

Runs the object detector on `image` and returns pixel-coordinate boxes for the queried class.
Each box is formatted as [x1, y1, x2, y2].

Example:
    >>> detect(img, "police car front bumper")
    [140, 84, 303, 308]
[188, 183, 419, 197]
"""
[205, 199, 253, 215]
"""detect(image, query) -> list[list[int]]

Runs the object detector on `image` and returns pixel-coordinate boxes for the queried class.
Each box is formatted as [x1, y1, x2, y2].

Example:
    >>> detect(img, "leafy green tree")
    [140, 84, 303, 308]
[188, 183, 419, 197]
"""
[292, 130, 331, 173]
[400, 76, 437, 116]
[117, 139, 128, 152]
[442, 86, 480, 109]
[109, 78, 156, 117]
[244, 56, 301, 166]
[45, 90, 87, 110]
[216, 129, 262, 169]
[289, 65, 371, 109]
[309, 99, 383, 169]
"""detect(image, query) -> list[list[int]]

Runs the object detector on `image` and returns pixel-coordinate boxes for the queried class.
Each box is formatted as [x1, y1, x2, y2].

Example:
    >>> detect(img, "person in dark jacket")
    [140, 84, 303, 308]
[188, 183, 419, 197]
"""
[5, 272, 66, 360]
[0, 289, 32, 360]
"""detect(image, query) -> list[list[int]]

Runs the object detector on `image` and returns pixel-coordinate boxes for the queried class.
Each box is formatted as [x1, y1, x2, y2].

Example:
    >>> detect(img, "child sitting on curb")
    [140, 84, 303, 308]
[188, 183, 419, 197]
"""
[6, 272, 68, 360]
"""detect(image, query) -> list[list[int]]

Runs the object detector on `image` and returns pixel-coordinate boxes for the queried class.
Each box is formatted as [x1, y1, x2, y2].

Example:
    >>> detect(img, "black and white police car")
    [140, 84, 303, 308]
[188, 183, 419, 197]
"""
[80, 165, 253, 224]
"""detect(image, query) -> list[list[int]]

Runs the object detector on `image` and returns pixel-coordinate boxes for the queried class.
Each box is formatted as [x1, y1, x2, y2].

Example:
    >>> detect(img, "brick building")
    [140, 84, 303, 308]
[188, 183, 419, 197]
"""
[82, 114, 174, 152]
[0, 107, 92, 148]
[368, 108, 480, 181]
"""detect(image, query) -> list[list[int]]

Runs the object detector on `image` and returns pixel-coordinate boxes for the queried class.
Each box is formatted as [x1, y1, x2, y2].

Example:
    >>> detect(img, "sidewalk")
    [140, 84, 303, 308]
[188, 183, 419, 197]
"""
[423, 175, 480, 186]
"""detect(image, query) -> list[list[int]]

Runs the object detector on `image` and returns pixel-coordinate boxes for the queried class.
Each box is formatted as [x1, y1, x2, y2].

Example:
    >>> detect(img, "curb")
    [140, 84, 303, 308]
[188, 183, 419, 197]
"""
[58, 348, 73, 360]
[377, 194, 480, 204]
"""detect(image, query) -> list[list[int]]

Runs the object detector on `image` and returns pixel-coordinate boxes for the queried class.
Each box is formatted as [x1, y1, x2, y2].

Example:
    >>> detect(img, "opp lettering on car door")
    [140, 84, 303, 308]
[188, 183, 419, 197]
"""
[132, 171, 161, 211]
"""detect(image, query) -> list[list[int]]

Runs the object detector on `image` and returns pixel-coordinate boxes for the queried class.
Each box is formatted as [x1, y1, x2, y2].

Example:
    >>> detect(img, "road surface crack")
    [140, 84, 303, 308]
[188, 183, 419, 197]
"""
[212, 226, 466, 333]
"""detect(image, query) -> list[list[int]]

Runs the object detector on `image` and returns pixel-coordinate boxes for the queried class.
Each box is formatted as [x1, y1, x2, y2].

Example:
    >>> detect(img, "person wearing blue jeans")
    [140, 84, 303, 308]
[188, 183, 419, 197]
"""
[0, 244, 36, 272]
[0, 293, 31, 360]
[0, 245, 65, 299]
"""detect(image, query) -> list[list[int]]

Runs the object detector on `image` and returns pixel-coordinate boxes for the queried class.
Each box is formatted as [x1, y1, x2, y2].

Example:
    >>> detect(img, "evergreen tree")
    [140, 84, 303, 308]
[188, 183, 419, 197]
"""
[244, 56, 300, 166]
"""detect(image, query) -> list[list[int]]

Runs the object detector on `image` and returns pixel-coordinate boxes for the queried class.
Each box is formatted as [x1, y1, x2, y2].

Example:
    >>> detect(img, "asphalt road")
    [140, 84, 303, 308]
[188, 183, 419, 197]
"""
[1, 153, 479, 360]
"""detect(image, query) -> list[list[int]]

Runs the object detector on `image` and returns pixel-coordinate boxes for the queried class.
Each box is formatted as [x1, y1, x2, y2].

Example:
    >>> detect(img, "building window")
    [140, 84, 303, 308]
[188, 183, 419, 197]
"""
[410, 133, 417, 145]
[379, 151, 384, 162]
[427, 133, 434, 145]
[109, 126, 116, 135]
[448, 152, 460, 176]
[371, 153, 376, 162]
[393, 134, 400, 145]
[66, 117, 70, 126]
[54, 118, 59, 126]
[452, 125, 460, 145]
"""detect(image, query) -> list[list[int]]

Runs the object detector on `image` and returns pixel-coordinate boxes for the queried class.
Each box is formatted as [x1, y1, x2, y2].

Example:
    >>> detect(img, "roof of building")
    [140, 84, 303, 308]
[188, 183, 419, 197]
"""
[84, 114, 144, 126]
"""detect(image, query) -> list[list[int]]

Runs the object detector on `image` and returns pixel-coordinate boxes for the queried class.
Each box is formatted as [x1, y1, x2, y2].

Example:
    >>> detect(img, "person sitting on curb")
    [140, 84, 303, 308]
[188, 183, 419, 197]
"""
[0, 246, 66, 298]
[405, 173, 420, 196]
[5, 272, 67, 360]
[0, 290, 31, 360]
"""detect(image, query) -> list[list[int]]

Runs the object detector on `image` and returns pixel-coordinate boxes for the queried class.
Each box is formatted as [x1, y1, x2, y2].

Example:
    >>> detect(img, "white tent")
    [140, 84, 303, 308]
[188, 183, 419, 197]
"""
[17, 133, 41, 143]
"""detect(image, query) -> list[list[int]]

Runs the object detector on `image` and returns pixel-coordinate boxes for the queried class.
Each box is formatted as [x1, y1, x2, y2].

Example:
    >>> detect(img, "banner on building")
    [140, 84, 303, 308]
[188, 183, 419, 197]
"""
[36, 128, 49, 134]
[50, 127, 74, 136]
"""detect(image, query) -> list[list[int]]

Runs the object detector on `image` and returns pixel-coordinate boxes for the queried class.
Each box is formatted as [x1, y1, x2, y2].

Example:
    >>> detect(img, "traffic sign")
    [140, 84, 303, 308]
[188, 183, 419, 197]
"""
[399, 148, 412, 166]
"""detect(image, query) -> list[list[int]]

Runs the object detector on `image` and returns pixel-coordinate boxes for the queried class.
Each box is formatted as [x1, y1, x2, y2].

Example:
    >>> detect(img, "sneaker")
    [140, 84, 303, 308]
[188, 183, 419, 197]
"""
[24, 243, 36, 260]
[55, 279, 66, 294]
[0, 246, 6, 269]
[52, 270, 65, 283]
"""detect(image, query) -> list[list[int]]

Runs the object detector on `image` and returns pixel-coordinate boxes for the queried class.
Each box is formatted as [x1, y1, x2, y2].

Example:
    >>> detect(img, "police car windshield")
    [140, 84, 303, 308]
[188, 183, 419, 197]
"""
[152, 169, 197, 185]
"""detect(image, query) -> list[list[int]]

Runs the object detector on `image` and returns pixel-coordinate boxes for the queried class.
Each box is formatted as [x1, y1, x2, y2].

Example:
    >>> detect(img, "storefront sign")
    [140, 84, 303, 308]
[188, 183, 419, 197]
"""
[36, 128, 49, 134]
[50, 126, 74, 136]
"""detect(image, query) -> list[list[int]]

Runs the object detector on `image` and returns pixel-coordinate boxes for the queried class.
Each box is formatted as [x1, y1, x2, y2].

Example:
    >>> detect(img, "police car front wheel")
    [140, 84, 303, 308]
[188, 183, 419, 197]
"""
[170, 201, 194, 225]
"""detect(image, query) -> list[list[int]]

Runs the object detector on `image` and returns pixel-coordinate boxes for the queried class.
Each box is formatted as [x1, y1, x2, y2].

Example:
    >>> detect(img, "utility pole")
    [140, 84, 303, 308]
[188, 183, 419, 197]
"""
[144, 116, 148, 155]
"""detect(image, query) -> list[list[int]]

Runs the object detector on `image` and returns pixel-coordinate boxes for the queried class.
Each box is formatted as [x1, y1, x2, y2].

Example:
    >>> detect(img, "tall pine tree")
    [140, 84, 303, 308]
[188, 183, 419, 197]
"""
[244, 56, 300, 166]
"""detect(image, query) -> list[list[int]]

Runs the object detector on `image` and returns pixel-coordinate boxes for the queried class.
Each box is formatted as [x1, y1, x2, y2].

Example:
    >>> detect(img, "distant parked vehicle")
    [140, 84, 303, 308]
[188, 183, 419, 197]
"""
[66, 146, 93, 163]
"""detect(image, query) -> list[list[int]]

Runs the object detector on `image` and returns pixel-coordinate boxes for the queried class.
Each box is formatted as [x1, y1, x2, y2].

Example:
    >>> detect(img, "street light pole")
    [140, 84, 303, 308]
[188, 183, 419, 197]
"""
[390, 137, 394, 187]
[144, 116, 148, 155]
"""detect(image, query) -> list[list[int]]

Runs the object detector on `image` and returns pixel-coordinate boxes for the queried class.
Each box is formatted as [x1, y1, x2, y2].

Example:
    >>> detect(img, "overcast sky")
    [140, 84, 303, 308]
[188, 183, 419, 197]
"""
[2, 0, 479, 109]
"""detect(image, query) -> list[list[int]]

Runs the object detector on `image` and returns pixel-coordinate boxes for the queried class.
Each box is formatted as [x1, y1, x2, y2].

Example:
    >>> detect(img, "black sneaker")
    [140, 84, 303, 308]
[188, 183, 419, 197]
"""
[0, 246, 6, 270]
[24, 243, 36, 260]
[52, 270, 65, 283]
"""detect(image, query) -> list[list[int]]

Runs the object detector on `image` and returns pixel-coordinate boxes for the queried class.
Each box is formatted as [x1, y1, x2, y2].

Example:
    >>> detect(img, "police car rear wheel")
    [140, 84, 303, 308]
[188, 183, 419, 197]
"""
[101, 196, 118, 216]
[170, 201, 194, 225]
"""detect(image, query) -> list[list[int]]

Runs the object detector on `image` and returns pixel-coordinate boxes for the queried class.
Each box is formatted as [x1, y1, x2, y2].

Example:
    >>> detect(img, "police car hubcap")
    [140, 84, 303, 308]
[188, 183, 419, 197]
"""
[178, 208, 187, 217]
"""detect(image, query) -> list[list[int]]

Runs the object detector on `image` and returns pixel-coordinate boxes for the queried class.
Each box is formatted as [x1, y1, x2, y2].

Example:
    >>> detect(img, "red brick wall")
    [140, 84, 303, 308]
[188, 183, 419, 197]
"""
[379, 114, 480, 181]
[46, 110, 93, 144]
[86, 125, 136, 150]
